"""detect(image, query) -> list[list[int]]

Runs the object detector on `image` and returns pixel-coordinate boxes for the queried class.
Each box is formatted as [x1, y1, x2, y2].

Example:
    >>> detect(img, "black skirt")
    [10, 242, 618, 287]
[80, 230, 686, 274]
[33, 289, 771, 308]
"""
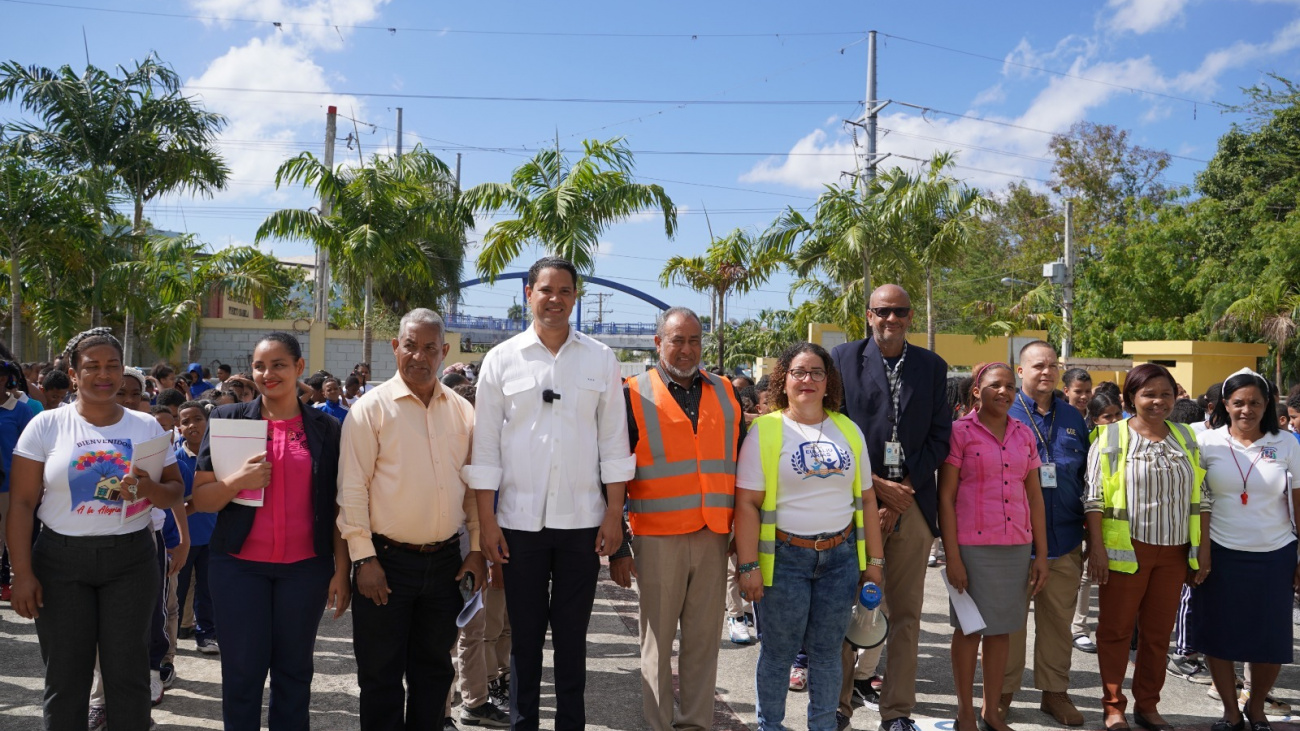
[1190, 540, 1297, 664]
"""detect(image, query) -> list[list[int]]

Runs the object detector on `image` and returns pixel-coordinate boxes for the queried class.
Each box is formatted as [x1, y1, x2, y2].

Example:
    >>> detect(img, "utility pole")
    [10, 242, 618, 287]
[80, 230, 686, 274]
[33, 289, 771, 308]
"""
[450, 152, 463, 320]
[1062, 200, 1075, 360]
[315, 106, 337, 326]
[395, 107, 403, 157]
[863, 30, 878, 185]
[588, 292, 613, 327]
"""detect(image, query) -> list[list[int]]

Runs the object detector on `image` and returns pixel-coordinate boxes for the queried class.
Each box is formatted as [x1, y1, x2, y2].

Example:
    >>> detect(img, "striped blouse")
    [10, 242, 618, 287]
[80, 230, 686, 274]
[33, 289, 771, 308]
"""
[1084, 424, 1209, 546]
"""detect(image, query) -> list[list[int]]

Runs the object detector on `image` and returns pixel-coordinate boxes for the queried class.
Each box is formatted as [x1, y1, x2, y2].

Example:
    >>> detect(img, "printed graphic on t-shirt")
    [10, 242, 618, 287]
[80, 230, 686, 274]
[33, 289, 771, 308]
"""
[1261, 446, 1278, 461]
[68, 440, 140, 517]
[791, 440, 853, 480]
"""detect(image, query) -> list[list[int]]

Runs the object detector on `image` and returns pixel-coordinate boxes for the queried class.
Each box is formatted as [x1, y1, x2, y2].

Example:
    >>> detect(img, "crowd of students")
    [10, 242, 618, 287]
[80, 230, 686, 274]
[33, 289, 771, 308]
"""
[2, 259, 1299, 731]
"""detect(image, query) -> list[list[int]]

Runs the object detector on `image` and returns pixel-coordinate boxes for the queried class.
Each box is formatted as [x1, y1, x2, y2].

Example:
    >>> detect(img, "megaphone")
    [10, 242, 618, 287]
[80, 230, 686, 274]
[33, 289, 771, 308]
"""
[845, 582, 889, 650]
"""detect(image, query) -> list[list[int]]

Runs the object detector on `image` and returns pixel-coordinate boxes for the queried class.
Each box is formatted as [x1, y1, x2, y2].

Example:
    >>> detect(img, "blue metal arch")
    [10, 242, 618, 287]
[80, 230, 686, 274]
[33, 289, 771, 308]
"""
[457, 272, 672, 317]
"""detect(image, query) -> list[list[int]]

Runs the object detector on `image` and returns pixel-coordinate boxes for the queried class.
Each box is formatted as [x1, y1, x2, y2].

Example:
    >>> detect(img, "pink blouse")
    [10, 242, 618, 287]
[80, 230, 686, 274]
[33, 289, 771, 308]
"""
[945, 409, 1040, 547]
[232, 415, 316, 564]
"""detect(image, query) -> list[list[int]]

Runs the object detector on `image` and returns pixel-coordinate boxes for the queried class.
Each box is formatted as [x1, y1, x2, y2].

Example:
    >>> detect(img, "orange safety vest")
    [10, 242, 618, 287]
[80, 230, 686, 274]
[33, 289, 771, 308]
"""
[625, 368, 741, 536]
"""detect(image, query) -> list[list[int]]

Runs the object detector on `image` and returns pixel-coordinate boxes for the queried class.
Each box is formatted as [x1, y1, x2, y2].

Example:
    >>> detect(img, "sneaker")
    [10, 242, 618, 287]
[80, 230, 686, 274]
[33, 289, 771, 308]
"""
[1167, 654, 1212, 684]
[728, 616, 753, 644]
[0, 583, 10, 602]
[745, 612, 758, 642]
[789, 665, 808, 692]
[460, 701, 510, 728]
[836, 711, 852, 731]
[178, 625, 195, 640]
[1239, 688, 1292, 715]
[488, 676, 510, 711]
[87, 705, 107, 731]
[880, 718, 920, 731]
[853, 678, 881, 711]
[160, 662, 176, 689]
[150, 670, 164, 705]
[196, 637, 220, 655]
[927, 554, 939, 567]
[444, 719, 458, 731]
[1073, 634, 1098, 654]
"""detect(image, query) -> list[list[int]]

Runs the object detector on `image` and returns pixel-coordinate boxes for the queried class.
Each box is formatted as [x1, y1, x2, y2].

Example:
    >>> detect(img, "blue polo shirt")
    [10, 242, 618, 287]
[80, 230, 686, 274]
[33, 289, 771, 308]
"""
[1008, 391, 1090, 559]
[0, 397, 34, 492]
[315, 400, 348, 424]
[174, 441, 217, 546]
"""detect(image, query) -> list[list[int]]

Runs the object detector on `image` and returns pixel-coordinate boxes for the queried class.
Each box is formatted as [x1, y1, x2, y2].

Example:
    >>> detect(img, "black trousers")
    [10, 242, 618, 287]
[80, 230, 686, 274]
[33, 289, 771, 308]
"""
[501, 527, 600, 731]
[352, 539, 463, 731]
[33, 527, 158, 731]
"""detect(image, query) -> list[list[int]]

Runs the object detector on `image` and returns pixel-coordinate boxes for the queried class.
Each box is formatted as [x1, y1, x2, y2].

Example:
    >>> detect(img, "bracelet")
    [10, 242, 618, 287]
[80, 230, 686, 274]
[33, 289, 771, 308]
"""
[868, 557, 885, 567]
[352, 556, 376, 570]
[737, 561, 760, 574]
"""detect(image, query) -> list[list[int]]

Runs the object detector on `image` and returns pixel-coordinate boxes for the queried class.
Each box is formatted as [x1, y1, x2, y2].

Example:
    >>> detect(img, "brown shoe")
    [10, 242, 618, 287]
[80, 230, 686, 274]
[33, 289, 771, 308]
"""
[998, 693, 1014, 720]
[1040, 691, 1084, 726]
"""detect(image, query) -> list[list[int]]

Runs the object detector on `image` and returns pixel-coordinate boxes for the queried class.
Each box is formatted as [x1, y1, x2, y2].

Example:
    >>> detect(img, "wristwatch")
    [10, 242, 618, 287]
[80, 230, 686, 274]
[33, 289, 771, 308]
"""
[868, 557, 885, 567]
[352, 556, 376, 570]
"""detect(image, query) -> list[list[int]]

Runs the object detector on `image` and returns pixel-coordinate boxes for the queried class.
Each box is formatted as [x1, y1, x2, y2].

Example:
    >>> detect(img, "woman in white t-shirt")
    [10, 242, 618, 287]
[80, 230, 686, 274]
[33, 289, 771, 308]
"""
[6, 329, 184, 729]
[1193, 369, 1300, 731]
[734, 342, 885, 731]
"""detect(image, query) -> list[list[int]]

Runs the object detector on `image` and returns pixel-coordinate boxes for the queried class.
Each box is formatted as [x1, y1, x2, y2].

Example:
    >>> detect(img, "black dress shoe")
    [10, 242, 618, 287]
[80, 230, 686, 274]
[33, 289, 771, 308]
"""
[1133, 712, 1173, 731]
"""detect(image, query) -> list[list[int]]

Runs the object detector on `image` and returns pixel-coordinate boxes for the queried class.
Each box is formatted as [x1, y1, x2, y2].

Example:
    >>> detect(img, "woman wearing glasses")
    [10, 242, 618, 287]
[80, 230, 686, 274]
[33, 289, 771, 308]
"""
[734, 342, 885, 731]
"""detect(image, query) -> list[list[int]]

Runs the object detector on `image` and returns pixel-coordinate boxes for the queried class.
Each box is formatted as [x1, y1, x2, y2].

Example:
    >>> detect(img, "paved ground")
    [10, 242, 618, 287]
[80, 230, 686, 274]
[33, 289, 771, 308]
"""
[1, 562, 1298, 730]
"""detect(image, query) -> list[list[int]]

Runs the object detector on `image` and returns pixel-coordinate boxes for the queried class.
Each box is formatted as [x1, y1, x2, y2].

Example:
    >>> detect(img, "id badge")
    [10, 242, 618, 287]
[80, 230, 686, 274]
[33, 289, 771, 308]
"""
[884, 441, 902, 467]
[1040, 463, 1058, 488]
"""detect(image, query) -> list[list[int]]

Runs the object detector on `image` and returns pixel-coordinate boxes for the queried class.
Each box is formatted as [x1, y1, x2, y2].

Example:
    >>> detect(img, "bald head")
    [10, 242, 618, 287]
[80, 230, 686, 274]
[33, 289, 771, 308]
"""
[869, 284, 911, 309]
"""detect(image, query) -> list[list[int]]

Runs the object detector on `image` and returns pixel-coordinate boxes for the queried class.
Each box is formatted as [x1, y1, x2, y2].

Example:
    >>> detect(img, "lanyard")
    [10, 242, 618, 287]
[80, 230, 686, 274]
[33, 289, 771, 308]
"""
[1228, 436, 1268, 505]
[1017, 392, 1056, 462]
[885, 342, 908, 443]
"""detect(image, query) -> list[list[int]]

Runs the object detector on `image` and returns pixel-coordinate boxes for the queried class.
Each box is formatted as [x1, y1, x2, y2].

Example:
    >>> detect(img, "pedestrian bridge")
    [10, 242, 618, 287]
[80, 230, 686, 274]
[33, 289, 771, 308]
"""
[446, 314, 666, 349]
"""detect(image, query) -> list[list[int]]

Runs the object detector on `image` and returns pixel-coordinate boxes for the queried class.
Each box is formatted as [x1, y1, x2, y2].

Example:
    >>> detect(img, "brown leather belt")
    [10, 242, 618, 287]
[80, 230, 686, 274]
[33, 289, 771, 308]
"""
[374, 533, 460, 554]
[774, 524, 853, 551]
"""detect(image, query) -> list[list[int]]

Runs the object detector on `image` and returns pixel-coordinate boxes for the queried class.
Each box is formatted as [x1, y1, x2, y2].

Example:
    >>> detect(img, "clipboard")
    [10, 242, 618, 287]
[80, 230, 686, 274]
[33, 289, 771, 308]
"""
[210, 419, 269, 507]
[122, 432, 173, 526]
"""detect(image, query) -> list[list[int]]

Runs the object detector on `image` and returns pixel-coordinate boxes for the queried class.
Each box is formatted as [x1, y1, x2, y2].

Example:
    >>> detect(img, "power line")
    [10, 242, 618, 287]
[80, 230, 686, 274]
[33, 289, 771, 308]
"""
[185, 85, 857, 106]
[1, 0, 868, 38]
[878, 32, 1226, 110]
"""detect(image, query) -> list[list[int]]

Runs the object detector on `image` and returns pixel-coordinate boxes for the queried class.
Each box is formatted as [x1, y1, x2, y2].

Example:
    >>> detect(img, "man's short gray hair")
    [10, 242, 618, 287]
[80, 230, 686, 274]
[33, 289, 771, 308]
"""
[656, 306, 702, 338]
[399, 308, 446, 340]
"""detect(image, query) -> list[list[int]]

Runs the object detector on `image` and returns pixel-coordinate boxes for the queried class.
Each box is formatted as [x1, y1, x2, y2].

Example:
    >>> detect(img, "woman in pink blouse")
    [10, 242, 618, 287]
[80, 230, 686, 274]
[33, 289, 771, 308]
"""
[939, 362, 1049, 731]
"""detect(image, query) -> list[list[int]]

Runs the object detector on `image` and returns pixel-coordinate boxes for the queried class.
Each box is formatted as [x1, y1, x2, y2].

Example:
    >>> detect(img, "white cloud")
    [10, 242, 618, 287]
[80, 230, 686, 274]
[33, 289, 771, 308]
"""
[738, 128, 857, 190]
[1105, 0, 1192, 34]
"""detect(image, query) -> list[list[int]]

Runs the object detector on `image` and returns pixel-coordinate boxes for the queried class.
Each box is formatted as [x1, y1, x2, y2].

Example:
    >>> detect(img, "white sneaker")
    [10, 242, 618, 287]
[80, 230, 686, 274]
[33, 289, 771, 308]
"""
[728, 616, 753, 644]
[150, 670, 164, 706]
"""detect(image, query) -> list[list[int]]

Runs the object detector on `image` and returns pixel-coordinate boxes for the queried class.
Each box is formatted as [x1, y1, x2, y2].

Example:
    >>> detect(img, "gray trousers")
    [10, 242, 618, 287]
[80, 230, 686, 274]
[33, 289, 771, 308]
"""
[33, 527, 158, 731]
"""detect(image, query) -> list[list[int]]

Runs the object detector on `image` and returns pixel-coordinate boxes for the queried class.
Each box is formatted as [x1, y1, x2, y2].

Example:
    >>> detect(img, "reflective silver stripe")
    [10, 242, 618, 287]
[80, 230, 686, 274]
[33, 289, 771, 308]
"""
[855, 525, 866, 542]
[635, 375, 668, 466]
[1189, 503, 1201, 515]
[702, 372, 738, 466]
[853, 495, 864, 511]
[634, 458, 735, 481]
[628, 493, 735, 514]
[758, 539, 776, 553]
[1169, 421, 1198, 461]
[1107, 547, 1137, 564]
[1103, 423, 1120, 475]
[1103, 507, 1129, 521]
[760, 508, 777, 526]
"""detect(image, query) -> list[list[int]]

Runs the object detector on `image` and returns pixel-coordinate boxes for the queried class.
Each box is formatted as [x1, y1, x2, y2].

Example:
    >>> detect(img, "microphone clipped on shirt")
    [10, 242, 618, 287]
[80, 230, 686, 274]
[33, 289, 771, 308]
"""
[542, 389, 561, 404]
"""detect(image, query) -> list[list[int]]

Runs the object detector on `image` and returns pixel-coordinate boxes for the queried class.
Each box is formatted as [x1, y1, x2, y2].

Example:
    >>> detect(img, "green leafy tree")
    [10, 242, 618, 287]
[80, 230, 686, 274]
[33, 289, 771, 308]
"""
[0, 55, 229, 360]
[465, 137, 676, 279]
[257, 146, 472, 364]
[660, 229, 784, 370]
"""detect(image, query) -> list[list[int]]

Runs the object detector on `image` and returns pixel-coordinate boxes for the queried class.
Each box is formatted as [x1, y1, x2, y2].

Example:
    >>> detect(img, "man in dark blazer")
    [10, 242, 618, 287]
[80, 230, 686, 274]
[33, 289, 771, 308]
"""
[830, 284, 951, 731]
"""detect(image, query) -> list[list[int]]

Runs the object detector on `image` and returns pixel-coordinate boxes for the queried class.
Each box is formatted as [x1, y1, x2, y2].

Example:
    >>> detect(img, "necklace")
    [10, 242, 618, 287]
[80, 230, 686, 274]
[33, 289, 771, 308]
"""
[1228, 430, 1267, 505]
[787, 410, 826, 442]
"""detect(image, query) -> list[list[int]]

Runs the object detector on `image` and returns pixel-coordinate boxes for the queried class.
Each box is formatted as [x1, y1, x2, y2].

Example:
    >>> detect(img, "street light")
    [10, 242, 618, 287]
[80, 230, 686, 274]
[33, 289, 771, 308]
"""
[1000, 277, 1034, 288]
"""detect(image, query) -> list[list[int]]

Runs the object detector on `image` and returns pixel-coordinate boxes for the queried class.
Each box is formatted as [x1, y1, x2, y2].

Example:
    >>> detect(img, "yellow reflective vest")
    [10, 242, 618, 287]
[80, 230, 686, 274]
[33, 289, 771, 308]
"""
[755, 410, 867, 587]
[1096, 420, 1204, 574]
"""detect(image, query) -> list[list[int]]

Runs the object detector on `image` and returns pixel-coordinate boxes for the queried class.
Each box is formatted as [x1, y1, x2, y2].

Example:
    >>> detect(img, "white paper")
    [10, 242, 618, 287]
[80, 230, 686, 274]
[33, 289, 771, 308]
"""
[210, 420, 268, 507]
[456, 590, 484, 628]
[121, 432, 174, 526]
[941, 571, 987, 636]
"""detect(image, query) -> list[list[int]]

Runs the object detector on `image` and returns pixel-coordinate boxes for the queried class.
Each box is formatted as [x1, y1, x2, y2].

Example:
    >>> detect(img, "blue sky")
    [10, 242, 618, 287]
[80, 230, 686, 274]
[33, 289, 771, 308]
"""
[2, 0, 1298, 327]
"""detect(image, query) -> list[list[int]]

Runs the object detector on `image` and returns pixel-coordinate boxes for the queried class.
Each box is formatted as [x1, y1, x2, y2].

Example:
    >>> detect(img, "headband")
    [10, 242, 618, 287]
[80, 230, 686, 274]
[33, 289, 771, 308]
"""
[62, 327, 120, 360]
[122, 366, 147, 392]
[1222, 367, 1271, 398]
[973, 362, 1011, 387]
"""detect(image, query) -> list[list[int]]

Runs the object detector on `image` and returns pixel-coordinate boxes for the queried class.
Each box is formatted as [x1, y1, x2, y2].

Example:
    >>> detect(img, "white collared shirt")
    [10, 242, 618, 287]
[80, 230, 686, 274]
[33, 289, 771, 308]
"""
[464, 325, 635, 531]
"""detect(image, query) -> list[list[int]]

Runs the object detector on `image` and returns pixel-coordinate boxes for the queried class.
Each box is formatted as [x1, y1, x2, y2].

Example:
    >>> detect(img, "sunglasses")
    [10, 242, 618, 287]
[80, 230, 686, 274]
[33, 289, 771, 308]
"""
[870, 307, 911, 319]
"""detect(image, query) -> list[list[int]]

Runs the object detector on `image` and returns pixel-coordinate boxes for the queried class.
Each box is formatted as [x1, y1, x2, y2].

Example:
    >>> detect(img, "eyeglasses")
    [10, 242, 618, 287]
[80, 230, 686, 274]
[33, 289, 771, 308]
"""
[788, 369, 827, 382]
[870, 306, 911, 320]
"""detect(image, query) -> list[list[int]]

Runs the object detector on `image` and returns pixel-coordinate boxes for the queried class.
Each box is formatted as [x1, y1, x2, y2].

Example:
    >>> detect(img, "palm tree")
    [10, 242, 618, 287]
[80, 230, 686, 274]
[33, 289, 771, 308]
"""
[257, 146, 472, 364]
[465, 137, 677, 279]
[0, 55, 229, 361]
[1215, 283, 1300, 387]
[660, 229, 785, 370]
[891, 153, 989, 351]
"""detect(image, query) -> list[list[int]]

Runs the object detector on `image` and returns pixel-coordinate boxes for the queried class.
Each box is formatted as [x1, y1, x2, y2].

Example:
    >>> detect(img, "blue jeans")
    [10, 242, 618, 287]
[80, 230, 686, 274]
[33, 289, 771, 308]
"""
[209, 552, 333, 731]
[755, 532, 859, 731]
[176, 544, 216, 641]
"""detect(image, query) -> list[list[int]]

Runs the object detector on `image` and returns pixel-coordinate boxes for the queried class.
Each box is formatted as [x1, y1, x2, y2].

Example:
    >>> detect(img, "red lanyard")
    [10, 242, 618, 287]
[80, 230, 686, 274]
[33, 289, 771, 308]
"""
[1228, 438, 1267, 505]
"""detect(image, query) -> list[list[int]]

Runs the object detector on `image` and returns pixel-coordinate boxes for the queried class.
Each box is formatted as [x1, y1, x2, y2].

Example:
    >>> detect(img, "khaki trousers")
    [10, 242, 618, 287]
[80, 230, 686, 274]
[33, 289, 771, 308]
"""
[1072, 556, 1094, 638]
[840, 502, 932, 721]
[456, 598, 490, 708]
[633, 529, 728, 731]
[483, 579, 511, 682]
[725, 553, 753, 618]
[1004, 546, 1084, 694]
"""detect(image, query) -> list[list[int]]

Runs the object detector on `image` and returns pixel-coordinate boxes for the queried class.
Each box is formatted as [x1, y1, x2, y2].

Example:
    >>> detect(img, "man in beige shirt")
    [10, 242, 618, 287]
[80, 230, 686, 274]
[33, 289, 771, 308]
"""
[338, 308, 491, 731]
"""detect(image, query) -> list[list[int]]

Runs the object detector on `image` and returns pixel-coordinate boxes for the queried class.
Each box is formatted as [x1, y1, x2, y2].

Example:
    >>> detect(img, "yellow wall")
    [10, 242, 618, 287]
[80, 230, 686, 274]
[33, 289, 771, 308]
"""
[1124, 340, 1270, 397]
